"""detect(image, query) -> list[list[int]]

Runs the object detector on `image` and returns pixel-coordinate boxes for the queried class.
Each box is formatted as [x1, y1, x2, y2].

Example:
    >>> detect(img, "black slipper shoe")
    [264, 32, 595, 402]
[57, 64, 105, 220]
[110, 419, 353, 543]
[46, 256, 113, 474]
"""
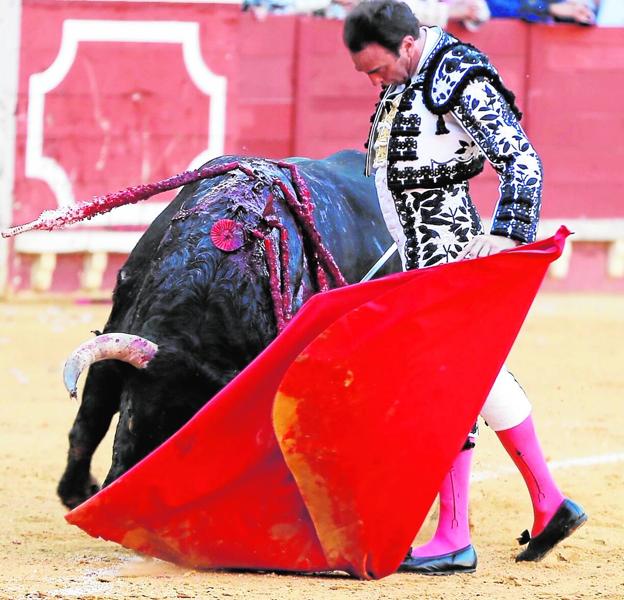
[516, 498, 587, 562]
[398, 544, 477, 575]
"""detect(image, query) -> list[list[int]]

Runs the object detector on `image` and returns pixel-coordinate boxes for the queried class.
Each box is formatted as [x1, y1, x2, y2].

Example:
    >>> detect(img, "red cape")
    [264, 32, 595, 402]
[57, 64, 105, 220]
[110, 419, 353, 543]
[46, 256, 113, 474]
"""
[66, 227, 569, 579]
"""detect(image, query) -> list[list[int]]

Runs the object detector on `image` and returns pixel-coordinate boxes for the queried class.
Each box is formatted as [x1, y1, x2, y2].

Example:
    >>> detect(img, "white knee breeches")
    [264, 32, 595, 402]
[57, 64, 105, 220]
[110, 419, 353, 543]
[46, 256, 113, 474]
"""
[480, 367, 532, 431]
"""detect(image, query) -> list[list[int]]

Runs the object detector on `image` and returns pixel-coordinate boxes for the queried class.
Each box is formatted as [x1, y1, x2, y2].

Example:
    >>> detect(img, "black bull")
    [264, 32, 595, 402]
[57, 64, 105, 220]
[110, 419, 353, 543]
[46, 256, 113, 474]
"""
[58, 150, 401, 509]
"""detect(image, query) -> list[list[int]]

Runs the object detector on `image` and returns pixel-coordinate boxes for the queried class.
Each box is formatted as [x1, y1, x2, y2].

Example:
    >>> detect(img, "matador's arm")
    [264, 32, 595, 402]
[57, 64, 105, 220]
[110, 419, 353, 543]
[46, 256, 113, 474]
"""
[451, 77, 543, 243]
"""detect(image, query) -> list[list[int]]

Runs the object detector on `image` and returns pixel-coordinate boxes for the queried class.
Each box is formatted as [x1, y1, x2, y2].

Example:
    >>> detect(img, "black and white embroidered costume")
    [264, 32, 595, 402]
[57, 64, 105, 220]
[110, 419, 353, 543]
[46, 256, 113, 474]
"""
[366, 26, 542, 271]
[366, 26, 538, 430]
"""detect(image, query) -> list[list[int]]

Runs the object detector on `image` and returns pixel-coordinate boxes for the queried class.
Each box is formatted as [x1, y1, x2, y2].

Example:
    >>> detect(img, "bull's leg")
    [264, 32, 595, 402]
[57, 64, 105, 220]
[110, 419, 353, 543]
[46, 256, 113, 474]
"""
[102, 393, 205, 487]
[57, 362, 122, 509]
[101, 414, 162, 487]
[101, 396, 138, 488]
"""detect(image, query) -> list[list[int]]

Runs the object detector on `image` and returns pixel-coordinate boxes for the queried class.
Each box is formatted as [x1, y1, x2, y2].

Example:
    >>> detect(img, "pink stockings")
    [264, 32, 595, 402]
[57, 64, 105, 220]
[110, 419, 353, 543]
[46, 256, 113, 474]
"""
[411, 447, 473, 557]
[410, 414, 565, 558]
[496, 414, 565, 536]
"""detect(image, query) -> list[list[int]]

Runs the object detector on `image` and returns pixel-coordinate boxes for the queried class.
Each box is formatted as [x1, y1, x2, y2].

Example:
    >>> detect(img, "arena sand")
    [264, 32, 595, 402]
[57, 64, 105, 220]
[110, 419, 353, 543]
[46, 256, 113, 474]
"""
[1, 293, 622, 600]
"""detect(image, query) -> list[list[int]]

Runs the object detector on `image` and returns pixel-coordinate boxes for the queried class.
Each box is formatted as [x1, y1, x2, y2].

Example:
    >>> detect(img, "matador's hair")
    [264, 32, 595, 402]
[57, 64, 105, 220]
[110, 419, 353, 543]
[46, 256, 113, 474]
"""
[343, 0, 420, 56]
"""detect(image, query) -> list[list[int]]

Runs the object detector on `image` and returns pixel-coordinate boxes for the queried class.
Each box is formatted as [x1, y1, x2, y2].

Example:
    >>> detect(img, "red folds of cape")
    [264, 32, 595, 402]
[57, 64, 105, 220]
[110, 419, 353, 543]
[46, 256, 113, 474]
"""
[66, 227, 570, 579]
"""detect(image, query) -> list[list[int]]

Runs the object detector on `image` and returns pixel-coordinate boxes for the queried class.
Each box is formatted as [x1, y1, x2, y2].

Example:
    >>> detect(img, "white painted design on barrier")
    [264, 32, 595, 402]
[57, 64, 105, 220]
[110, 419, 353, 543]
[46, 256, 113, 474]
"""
[26, 19, 227, 226]
[473, 451, 624, 482]
[0, 0, 23, 295]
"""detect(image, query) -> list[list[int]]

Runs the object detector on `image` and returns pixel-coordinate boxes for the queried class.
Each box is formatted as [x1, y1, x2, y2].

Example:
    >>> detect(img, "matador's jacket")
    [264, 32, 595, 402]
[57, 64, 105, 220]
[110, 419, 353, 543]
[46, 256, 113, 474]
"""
[366, 27, 542, 270]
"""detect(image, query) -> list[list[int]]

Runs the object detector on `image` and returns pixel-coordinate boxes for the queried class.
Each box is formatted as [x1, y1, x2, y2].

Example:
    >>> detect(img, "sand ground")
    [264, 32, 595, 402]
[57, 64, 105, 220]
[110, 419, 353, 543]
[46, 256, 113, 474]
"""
[1, 293, 622, 600]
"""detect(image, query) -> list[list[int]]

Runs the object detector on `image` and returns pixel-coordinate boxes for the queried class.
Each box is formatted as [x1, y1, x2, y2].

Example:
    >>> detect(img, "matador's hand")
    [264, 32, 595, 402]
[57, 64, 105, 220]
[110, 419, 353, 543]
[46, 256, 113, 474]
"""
[458, 234, 520, 260]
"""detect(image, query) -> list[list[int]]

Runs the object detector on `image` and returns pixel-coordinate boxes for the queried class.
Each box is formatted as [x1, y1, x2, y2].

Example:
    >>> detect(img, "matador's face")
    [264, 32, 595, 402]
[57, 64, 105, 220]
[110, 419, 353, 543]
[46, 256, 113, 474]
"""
[350, 36, 418, 87]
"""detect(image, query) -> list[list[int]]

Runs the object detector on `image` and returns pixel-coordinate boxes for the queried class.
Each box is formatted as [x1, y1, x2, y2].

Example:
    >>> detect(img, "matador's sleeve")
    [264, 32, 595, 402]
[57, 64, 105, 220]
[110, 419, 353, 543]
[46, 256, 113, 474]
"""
[451, 77, 543, 243]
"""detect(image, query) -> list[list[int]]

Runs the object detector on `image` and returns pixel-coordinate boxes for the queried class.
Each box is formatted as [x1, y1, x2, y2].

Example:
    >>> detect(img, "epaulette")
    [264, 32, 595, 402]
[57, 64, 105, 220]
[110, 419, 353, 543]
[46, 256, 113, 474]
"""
[422, 42, 522, 121]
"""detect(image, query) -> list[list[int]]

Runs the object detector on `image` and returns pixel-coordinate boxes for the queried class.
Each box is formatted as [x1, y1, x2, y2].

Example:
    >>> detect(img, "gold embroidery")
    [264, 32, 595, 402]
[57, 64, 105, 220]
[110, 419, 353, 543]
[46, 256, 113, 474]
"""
[372, 93, 403, 169]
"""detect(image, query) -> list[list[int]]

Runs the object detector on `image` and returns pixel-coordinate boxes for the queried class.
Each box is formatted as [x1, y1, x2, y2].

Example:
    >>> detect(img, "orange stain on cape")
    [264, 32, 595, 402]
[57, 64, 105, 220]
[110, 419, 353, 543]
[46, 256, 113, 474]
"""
[273, 390, 365, 573]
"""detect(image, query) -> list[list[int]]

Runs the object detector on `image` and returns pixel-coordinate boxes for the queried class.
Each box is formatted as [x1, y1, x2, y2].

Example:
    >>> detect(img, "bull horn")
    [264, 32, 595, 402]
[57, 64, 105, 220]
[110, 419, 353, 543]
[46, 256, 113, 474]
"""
[63, 333, 159, 399]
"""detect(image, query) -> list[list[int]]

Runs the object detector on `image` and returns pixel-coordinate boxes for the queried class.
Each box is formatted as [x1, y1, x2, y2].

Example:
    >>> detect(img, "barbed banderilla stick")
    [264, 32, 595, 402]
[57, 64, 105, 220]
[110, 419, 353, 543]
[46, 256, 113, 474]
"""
[1, 162, 241, 239]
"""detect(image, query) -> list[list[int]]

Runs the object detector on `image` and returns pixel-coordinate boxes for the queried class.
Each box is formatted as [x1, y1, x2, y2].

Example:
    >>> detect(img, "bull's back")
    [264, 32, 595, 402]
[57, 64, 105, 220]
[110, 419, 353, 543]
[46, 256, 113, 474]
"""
[288, 150, 400, 282]
[107, 150, 398, 333]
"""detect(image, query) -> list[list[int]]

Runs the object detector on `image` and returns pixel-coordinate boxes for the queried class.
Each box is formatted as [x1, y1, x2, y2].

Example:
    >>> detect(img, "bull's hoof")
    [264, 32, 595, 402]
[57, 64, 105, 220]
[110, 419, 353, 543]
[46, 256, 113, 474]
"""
[57, 475, 100, 509]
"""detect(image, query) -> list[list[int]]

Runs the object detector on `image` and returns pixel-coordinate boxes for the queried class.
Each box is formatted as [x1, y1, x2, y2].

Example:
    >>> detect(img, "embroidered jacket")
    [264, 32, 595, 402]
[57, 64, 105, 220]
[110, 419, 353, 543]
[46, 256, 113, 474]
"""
[364, 28, 542, 244]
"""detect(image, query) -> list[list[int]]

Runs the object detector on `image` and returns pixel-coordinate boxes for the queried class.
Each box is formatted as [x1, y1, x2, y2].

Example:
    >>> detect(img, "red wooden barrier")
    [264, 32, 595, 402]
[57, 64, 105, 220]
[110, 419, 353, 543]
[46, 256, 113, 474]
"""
[238, 14, 298, 158]
[527, 24, 624, 219]
[292, 17, 378, 158]
[5, 2, 624, 293]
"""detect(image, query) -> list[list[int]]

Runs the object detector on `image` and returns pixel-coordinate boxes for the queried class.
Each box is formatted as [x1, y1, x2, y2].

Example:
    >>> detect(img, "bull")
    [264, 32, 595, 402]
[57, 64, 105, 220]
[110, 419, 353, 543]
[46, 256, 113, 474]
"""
[57, 150, 400, 509]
